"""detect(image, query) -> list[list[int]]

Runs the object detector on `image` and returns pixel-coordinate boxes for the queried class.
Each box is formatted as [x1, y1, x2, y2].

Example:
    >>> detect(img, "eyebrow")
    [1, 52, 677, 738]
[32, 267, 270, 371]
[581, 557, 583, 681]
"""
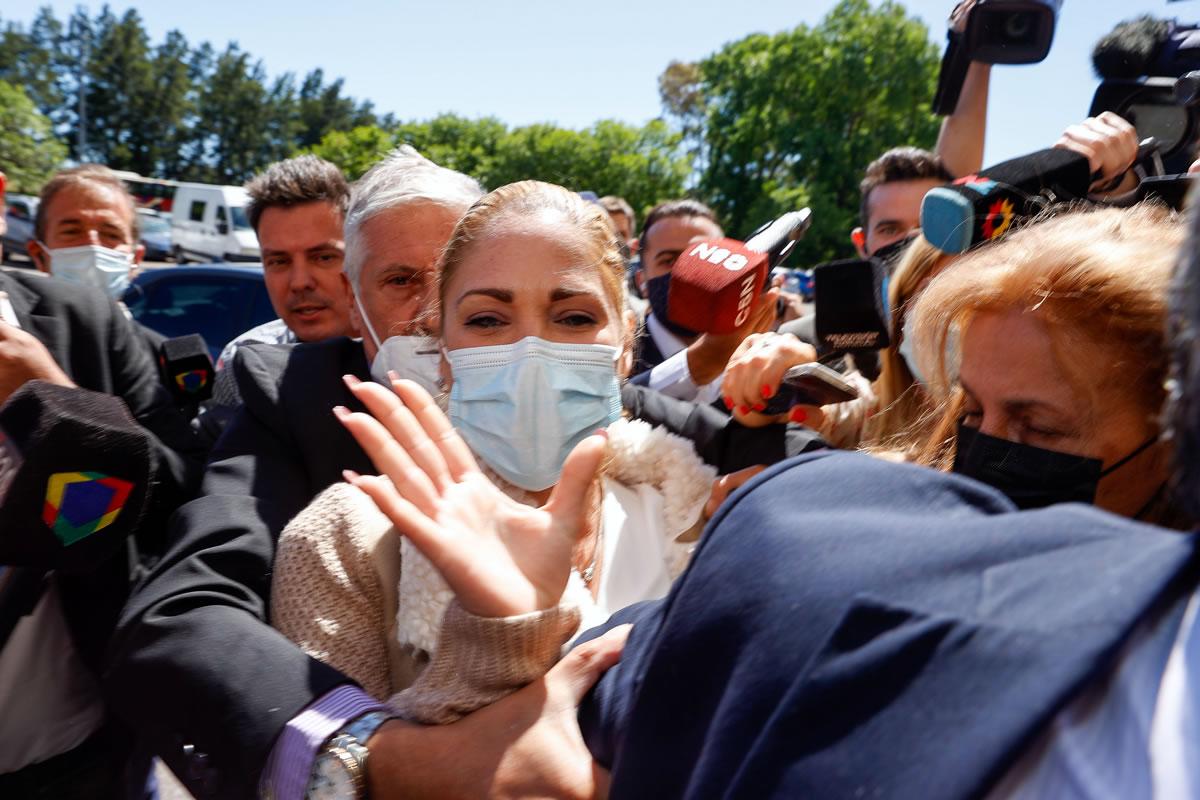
[960, 379, 1063, 416]
[458, 287, 513, 304]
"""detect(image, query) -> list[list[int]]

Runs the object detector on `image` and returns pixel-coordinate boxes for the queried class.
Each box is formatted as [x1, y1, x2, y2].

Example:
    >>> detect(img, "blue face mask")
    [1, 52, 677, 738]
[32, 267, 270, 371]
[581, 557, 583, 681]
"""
[446, 336, 622, 491]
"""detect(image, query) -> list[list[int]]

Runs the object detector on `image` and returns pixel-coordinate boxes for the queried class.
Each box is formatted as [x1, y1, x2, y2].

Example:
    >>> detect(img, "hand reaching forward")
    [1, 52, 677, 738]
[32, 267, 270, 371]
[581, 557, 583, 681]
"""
[335, 374, 608, 619]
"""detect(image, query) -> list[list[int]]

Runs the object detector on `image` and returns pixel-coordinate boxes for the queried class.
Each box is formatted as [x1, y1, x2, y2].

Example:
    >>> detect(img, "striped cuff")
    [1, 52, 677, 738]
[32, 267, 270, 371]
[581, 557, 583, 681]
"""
[259, 684, 387, 800]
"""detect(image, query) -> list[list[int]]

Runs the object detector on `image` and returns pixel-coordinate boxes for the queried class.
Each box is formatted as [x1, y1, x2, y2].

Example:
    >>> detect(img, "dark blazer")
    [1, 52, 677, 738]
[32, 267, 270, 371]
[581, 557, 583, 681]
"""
[578, 451, 1198, 799]
[630, 324, 668, 382]
[106, 336, 826, 798]
[0, 269, 205, 672]
[106, 337, 373, 799]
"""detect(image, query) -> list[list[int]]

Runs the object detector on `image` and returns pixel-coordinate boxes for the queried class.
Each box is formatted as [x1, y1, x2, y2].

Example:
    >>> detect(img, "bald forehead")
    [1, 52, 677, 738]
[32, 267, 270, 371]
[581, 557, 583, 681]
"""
[43, 182, 137, 242]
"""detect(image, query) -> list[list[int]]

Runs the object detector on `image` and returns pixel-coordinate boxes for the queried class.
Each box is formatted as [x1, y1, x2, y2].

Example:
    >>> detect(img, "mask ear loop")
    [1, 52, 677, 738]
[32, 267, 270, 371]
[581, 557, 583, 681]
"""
[1098, 435, 1161, 479]
[350, 280, 384, 351]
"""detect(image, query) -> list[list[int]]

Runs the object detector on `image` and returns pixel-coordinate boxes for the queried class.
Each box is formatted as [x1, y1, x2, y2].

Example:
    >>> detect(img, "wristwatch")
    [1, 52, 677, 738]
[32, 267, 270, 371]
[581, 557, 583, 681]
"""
[305, 710, 395, 799]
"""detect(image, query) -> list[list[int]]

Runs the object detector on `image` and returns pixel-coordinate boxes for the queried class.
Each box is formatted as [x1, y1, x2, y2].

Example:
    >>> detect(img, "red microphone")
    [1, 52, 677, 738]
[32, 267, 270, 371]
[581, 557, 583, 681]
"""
[667, 210, 811, 335]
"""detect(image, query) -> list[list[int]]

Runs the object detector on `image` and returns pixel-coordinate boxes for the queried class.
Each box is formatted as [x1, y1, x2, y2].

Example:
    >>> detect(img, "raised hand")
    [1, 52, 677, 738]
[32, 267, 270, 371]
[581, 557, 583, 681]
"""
[335, 375, 608, 618]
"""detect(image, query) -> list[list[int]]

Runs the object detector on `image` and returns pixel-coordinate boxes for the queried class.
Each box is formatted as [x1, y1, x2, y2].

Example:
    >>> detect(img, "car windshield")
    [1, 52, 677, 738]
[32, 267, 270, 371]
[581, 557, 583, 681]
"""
[231, 206, 252, 231]
[139, 215, 170, 234]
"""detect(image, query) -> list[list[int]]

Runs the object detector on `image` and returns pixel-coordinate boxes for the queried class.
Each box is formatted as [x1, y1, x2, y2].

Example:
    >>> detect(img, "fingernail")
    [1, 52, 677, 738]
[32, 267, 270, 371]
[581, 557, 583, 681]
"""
[761, 384, 773, 399]
[333, 405, 350, 419]
[387, 369, 401, 383]
[594, 428, 609, 439]
[790, 407, 808, 424]
[343, 469, 361, 483]
[738, 405, 750, 415]
[342, 374, 362, 388]
[752, 403, 766, 412]
[723, 396, 734, 410]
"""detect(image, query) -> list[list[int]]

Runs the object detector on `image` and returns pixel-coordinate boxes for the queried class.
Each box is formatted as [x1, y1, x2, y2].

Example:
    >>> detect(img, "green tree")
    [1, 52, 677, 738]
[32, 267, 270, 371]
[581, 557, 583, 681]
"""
[671, 0, 941, 263]
[393, 113, 507, 180]
[0, 80, 67, 193]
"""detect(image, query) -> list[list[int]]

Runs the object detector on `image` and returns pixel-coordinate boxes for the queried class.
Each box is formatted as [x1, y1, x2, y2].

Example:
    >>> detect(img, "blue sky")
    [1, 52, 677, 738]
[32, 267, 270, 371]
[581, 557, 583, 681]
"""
[3, 0, 1193, 165]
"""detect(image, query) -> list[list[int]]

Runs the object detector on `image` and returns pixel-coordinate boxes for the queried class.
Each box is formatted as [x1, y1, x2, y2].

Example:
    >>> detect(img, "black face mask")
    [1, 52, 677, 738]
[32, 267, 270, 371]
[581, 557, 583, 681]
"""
[644, 273, 700, 340]
[952, 421, 1158, 511]
[870, 233, 920, 273]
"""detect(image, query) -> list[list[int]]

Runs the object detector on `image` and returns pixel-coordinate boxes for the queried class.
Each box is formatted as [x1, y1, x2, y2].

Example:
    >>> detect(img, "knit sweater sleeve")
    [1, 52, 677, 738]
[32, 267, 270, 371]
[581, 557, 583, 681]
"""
[270, 483, 397, 701]
[389, 599, 581, 724]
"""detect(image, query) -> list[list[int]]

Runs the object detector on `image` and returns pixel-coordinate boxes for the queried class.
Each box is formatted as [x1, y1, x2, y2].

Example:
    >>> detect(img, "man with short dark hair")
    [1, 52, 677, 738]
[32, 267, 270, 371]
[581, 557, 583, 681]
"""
[630, 199, 779, 405]
[599, 195, 637, 253]
[851, 146, 954, 259]
[215, 155, 352, 374]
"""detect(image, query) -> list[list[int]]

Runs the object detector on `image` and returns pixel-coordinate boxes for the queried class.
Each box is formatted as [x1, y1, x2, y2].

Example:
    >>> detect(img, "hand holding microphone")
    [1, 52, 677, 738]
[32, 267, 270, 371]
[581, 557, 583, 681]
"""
[0, 321, 74, 406]
[1054, 111, 1140, 195]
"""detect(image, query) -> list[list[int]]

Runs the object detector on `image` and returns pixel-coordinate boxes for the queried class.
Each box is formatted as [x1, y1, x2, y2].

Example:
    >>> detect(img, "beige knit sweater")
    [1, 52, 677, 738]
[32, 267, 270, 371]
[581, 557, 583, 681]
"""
[270, 417, 716, 723]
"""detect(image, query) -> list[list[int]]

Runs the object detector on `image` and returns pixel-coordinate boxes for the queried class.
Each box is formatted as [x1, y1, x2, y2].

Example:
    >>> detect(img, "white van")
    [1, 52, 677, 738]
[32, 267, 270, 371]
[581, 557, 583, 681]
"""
[170, 183, 260, 263]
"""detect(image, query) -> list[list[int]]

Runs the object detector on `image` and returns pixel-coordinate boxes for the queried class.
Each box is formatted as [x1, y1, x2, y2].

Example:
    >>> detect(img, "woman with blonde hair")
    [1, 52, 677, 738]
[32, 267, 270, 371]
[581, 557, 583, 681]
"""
[270, 180, 720, 714]
[908, 203, 1188, 526]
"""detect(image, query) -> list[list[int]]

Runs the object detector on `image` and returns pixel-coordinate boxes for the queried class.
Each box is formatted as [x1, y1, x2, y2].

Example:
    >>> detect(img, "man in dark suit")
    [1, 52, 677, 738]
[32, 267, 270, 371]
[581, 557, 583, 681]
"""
[0, 170, 206, 797]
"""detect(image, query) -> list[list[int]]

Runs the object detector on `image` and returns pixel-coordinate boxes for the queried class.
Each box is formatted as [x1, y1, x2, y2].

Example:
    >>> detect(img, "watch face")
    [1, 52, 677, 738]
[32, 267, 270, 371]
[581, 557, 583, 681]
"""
[309, 749, 357, 800]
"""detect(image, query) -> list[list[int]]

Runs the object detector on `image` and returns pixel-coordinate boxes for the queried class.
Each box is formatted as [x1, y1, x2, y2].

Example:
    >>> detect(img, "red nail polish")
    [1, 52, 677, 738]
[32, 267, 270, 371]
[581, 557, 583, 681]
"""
[753, 403, 766, 412]
[738, 405, 750, 415]
[723, 396, 734, 410]
[761, 384, 773, 399]
[790, 407, 808, 424]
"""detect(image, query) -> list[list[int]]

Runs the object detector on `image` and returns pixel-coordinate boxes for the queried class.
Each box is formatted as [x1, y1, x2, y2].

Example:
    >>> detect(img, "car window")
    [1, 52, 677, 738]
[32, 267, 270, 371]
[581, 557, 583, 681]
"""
[189, 200, 205, 223]
[231, 206, 252, 231]
[129, 275, 255, 356]
[216, 206, 227, 225]
[139, 215, 170, 235]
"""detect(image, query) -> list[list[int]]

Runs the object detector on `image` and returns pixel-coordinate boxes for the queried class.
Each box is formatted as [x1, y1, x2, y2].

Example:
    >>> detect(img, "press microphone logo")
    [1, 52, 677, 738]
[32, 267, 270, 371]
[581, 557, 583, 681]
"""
[982, 198, 1016, 242]
[174, 370, 210, 394]
[687, 242, 752, 272]
[42, 472, 134, 546]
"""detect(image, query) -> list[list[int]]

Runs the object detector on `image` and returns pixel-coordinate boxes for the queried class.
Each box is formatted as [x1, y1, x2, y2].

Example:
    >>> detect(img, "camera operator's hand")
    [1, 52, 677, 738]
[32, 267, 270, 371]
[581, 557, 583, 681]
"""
[337, 375, 607, 619]
[685, 286, 781, 387]
[948, 0, 979, 35]
[1054, 112, 1139, 196]
[0, 322, 74, 406]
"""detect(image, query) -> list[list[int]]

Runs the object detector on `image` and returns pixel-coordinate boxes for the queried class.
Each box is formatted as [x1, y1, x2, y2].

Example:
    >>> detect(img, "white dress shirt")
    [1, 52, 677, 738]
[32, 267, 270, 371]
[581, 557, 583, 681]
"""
[644, 314, 723, 405]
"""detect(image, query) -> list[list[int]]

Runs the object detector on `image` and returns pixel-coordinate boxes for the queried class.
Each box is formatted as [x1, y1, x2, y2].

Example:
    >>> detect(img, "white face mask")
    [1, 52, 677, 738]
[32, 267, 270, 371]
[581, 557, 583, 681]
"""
[41, 243, 133, 299]
[899, 311, 925, 385]
[351, 281, 443, 396]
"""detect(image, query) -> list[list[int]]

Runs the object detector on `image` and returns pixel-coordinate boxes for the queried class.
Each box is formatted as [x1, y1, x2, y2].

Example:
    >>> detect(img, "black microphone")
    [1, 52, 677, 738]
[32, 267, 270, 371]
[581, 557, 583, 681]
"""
[813, 258, 891, 354]
[921, 147, 1092, 254]
[0, 381, 153, 572]
[158, 334, 215, 404]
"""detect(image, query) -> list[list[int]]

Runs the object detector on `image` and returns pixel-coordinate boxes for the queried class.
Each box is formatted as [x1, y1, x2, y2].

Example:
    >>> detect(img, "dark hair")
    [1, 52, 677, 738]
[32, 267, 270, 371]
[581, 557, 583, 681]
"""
[245, 155, 349, 232]
[35, 164, 140, 243]
[859, 147, 953, 229]
[638, 198, 720, 255]
[1168, 199, 1200, 521]
[599, 195, 636, 231]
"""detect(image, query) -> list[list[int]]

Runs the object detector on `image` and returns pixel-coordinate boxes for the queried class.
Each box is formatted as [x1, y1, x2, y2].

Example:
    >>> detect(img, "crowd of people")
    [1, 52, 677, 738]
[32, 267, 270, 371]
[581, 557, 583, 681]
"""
[5, 3, 1200, 799]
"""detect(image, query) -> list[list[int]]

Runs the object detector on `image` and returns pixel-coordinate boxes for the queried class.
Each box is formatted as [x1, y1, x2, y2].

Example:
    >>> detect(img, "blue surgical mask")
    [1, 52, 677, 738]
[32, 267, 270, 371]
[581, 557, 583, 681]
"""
[41, 243, 132, 299]
[446, 336, 622, 491]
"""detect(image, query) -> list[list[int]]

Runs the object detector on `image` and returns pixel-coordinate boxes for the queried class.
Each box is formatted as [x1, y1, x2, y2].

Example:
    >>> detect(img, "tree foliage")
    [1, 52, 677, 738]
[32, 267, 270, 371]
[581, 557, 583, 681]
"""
[0, 79, 67, 193]
[309, 115, 690, 218]
[667, 0, 942, 263]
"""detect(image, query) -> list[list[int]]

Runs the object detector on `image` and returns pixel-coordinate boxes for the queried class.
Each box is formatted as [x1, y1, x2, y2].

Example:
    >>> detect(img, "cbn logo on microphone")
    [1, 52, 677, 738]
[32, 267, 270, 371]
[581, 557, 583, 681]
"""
[688, 242, 751, 272]
[43, 471, 134, 546]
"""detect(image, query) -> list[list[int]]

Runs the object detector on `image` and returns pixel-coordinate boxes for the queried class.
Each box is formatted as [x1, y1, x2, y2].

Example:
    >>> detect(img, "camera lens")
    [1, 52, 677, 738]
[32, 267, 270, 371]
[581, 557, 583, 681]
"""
[1002, 12, 1034, 42]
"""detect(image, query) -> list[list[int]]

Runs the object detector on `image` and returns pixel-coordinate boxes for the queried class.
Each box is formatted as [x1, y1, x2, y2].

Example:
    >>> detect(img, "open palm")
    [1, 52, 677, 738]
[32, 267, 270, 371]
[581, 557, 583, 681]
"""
[336, 375, 606, 618]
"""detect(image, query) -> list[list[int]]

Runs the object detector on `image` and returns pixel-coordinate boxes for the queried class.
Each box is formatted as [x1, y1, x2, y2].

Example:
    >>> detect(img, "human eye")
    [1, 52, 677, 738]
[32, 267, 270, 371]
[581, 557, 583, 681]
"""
[464, 313, 505, 329]
[556, 311, 598, 328]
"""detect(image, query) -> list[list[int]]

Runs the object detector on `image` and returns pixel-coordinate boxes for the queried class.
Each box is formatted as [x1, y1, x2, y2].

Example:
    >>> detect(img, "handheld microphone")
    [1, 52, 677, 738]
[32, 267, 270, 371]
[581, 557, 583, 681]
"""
[813, 258, 891, 354]
[0, 381, 152, 572]
[666, 210, 811, 335]
[159, 334, 215, 404]
[921, 147, 1092, 254]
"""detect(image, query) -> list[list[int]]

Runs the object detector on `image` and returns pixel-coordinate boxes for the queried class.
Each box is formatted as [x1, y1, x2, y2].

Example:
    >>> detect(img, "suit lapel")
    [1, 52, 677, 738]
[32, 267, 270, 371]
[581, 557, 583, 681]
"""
[729, 531, 1200, 800]
[0, 272, 72, 369]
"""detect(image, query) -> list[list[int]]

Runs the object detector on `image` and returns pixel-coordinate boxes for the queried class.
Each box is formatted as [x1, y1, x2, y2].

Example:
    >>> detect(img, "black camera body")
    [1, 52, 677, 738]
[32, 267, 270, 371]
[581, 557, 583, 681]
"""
[1090, 77, 1199, 174]
[965, 0, 1062, 65]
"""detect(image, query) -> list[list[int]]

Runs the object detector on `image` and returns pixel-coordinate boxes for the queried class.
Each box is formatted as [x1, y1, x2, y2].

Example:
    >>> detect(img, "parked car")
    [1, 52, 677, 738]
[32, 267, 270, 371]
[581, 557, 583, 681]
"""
[170, 183, 260, 263]
[2, 194, 38, 263]
[137, 209, 174, 261]
[123, 264, 274, 360]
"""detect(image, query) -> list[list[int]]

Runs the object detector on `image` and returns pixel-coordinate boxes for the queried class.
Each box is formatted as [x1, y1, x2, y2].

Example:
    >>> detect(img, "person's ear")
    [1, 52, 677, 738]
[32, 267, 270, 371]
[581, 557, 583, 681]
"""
[342, 273, 364, 337]
[851, 228, 868, 259]
[27, 239, 51, 274]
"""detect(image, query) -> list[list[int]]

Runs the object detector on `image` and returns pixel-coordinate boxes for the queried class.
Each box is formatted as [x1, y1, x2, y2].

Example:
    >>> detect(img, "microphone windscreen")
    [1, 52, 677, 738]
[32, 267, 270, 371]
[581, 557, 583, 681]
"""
[1092, 17, 1172, 79]
[159, 333, 215, 402]
[667, 239, 769, 335]
[813, 259, 891, 352]
[0, 381, 152, 572]
[921, 148, 1091, 254]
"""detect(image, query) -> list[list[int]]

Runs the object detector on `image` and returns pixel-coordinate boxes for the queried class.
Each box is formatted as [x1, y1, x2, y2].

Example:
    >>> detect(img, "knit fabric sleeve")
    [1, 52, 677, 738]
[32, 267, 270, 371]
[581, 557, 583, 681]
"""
[271, 483, 396, 701]
[389, 599, 581, 724]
